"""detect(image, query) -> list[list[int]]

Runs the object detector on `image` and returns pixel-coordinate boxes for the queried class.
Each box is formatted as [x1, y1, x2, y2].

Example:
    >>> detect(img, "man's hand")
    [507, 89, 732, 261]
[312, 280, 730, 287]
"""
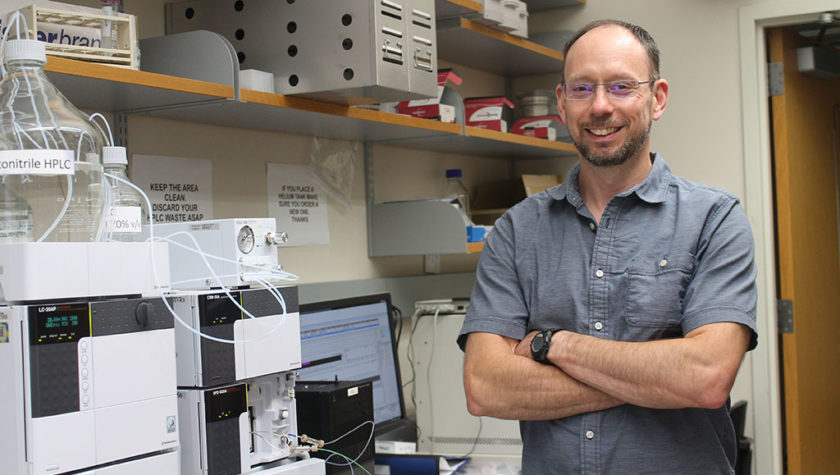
[514, 330, 541, 358]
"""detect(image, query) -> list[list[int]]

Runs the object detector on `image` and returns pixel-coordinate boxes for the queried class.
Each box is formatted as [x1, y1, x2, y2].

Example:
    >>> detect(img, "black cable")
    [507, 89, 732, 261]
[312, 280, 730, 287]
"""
[391, 305, 403, 348]
[817, 24, 828, 44]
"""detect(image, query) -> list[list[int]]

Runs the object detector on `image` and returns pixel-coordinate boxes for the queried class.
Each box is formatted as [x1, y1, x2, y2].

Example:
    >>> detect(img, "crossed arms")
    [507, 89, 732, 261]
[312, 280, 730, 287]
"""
[462, 322, 751, 421]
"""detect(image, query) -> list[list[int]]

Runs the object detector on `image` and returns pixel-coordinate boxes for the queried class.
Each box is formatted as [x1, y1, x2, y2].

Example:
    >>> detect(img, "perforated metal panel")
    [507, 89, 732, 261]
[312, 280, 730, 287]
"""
[165, 0, 437, 103]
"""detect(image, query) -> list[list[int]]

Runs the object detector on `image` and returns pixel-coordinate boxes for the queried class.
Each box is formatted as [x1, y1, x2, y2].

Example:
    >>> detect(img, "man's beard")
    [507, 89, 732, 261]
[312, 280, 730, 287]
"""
[572, 120, 652, 167]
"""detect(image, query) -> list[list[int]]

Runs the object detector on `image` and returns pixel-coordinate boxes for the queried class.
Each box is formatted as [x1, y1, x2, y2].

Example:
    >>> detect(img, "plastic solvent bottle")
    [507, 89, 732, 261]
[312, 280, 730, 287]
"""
[0, 139, 32, 243]
[103, 146, 146, 242]
[0, 36, 106, 242]
[444, 168, 471, 224]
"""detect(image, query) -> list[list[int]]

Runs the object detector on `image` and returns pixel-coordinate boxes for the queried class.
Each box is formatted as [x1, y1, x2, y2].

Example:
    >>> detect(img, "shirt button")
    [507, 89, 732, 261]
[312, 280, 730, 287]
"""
[594, 322, 603, 331]
[589, 222, 596, 231]
[659, 259, 668, 267]
[585, 430, 595, 440]
[595, 269, 604, 278]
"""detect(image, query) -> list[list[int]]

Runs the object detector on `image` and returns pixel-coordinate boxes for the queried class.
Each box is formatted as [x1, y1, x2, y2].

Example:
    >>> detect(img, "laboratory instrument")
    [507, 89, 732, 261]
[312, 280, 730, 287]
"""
[295, 380, 375, 475]
[173, 286, 301, 388]
[178, 373, 323, 474]
[0, 294, 179, 474]
[412, 302, 523, 456]
[156, 218, 287, 289]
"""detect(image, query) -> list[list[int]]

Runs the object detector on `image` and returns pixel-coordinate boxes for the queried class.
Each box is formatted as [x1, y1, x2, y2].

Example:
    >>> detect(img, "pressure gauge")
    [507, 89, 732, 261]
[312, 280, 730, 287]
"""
[237, 225, 255, 254]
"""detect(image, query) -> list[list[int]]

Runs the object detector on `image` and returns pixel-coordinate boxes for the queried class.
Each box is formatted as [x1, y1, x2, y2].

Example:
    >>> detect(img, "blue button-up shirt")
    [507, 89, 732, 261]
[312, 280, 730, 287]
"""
[459, 154, 757, 474]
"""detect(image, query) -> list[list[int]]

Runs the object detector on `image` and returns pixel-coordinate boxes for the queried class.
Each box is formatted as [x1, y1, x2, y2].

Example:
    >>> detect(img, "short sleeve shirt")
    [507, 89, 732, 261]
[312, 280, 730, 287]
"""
[458, 154, 758, 474]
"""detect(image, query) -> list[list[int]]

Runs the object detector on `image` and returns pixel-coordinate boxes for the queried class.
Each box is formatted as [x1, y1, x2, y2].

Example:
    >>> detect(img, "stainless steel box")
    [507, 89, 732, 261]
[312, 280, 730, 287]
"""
[165, 0, 437, 104]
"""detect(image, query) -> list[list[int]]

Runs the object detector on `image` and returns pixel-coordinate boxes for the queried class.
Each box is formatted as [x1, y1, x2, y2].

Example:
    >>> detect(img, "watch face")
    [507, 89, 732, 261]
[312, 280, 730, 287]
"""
[531, 333, 545, 353]
[531, 330, 553, 364]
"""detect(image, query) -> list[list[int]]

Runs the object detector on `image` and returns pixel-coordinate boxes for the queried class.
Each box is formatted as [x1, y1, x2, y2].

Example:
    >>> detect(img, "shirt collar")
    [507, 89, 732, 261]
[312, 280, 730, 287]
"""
[546, 153, 671, 205]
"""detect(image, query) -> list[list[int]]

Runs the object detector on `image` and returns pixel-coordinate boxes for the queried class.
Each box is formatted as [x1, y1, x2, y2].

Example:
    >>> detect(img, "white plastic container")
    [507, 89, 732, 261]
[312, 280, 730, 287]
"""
[103, 146, 147, 242]
[444, 168, 471, 224]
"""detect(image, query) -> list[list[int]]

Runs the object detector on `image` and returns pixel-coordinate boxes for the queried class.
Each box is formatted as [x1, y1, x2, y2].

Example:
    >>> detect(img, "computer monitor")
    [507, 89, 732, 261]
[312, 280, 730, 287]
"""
[297, 293, 409, 438]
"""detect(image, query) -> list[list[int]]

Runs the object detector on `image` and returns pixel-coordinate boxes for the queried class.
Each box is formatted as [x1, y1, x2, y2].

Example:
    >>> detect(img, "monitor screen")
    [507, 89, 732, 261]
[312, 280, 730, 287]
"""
[298, 293, 406, 435]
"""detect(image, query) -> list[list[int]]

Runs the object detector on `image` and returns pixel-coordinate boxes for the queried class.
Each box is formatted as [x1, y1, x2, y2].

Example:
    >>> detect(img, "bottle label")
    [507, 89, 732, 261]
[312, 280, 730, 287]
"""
[106, 206, 142, 233]
[0, 218, 32, 242]
[0, 150, 75, 175]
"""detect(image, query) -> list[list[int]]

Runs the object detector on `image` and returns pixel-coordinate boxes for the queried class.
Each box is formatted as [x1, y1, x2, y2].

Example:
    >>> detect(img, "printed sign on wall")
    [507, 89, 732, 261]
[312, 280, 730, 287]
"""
[266, 163, 329, 246]
[131, 155, 214, 224]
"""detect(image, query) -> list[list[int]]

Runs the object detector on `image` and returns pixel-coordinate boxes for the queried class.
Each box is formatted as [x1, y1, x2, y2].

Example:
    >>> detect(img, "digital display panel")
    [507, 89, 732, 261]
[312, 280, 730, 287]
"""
[200, 291, 242, 326]
[205, 384, 247, 422]
[45, 314, 79, 329]
[30, 303, 90, 345]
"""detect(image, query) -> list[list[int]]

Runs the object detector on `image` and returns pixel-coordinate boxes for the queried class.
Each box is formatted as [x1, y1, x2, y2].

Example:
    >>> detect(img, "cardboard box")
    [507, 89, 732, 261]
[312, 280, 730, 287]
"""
[471, 174, 562, 225]
[511, 115, 570, 142]
[464, 96, 515, 132]
[396, 68, 462, 122]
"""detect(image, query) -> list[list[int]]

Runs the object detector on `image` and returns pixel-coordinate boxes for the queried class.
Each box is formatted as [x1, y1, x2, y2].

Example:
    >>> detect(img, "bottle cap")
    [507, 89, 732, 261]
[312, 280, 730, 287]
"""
[103, 146, 128, 165]
[446, 169, 463, 178]
[4, 39, 46, 64]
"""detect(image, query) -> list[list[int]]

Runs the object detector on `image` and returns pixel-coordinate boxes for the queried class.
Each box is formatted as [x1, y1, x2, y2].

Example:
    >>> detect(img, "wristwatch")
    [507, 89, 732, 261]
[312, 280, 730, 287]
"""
[530, 329, 556, 364]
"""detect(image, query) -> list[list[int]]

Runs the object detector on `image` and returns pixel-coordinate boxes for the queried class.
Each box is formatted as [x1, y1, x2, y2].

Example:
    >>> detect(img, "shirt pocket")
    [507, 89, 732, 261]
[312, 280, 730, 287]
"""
[622, 256, 694, 328]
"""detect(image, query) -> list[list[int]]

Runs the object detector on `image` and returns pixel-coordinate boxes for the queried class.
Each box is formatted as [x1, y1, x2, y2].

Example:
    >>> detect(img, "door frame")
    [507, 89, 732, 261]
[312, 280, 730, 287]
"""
[739, 1, 840, 474]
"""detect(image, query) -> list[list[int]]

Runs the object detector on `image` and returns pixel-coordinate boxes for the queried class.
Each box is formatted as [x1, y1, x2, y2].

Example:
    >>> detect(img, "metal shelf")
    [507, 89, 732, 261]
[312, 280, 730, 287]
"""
[436, 0, 482, 18]
[46, 56, 233, 112]
[436, 17, 564, 76]
[438, 0, 584, 15]
[45, 57, 572, 158]
[523, 0, 585, 12]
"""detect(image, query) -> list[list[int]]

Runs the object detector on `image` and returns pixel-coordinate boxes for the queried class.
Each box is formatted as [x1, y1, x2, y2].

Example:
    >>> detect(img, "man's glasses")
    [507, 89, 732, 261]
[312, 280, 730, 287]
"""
[562, 79, 654, 100]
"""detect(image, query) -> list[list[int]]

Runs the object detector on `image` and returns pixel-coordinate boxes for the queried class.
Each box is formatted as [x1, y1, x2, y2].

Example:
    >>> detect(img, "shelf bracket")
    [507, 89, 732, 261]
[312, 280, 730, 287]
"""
[365, 141, 375, 257]
[114, 111, 128, 148]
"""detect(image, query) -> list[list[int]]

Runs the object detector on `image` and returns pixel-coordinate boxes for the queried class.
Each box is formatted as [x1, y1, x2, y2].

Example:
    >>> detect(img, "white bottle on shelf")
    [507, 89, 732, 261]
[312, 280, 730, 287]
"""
[103, 146, 147, 242]
[444, 168, 471, 225]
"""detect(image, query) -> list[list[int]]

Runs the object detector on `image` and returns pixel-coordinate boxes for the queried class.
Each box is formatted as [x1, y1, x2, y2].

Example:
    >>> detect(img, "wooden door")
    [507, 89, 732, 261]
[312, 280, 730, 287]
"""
[768, 27, 840, 474]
